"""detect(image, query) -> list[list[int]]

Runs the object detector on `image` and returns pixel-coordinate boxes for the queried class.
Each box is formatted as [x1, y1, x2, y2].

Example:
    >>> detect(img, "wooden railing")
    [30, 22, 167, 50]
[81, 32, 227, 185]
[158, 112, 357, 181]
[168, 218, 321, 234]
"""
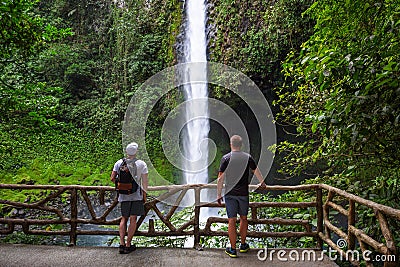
[0, 183, 399, 266]
[318, 184, 399, 267]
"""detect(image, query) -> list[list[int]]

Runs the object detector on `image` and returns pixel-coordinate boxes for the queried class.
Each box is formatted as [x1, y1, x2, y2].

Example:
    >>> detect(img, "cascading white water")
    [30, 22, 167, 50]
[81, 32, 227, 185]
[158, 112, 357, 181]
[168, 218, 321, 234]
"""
[181, 0, 209, 202]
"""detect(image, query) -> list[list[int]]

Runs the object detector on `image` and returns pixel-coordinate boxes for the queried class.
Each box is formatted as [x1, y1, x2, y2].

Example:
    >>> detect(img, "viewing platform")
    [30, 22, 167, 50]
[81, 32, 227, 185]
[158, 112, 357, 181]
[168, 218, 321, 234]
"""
[0, 244, 339, 267]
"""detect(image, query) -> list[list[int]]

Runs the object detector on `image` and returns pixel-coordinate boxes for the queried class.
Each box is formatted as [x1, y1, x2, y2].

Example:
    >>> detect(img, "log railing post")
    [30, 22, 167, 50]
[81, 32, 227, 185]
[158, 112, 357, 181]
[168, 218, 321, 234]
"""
[99, 189, 105, 205]
[193, 187, 201, 250]
[323, 190, 334, 239]
[348, 199, 356, 250]
[376, 210, 397, 267]
[316, 187, 323, 250]
[148, 219, 155, 234]
[69, 188, 78, 246]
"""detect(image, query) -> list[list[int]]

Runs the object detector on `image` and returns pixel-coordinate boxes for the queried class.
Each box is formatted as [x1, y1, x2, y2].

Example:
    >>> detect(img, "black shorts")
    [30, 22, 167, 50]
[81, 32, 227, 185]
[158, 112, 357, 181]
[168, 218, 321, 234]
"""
[224, 195, 249, 218]
[120, 200, 145, 218]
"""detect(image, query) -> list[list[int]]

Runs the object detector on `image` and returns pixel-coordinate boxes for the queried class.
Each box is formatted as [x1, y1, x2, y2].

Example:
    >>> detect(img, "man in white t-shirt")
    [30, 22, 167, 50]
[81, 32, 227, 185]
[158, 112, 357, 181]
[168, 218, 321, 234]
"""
[110, 142, 148, 254]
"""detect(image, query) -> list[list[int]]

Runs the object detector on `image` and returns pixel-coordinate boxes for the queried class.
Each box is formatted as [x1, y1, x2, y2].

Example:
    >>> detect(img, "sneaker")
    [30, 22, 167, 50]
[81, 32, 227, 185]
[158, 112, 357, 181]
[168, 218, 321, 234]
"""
[124, 244, 136, 254]
[119, 245, 126, 254]
[225, 247, 237, 258]
[239, 243, 250, 253]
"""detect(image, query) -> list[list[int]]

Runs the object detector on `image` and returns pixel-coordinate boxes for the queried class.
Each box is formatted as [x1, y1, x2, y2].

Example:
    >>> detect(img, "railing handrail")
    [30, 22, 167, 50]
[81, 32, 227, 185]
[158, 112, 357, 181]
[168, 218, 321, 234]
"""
[319, 184, 400, 220]
[2, 183, 398, 218]
[0, 183, 319, 190]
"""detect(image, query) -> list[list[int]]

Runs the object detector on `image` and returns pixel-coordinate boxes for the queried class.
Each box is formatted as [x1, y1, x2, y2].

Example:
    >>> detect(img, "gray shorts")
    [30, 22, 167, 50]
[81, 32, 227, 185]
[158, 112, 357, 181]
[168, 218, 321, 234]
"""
[224, 195, 249, 218]
[120, 200, 145, 218]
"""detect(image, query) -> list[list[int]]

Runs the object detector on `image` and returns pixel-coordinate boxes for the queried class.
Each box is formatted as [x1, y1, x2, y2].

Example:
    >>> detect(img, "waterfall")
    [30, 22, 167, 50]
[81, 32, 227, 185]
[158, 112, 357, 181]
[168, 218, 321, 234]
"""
[181, 0, 209, 205]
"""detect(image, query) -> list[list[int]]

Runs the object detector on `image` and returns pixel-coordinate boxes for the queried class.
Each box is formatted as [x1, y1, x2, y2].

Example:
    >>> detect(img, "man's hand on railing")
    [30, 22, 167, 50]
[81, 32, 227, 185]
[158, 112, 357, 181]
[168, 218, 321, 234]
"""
[217, 196, 223, 206]
[257, 182, 267, 190]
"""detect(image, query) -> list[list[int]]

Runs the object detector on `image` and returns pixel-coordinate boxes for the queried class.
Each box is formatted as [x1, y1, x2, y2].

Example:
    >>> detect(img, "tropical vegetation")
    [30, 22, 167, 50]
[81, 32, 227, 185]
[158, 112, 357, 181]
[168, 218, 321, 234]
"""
[1, 0, 399, 258]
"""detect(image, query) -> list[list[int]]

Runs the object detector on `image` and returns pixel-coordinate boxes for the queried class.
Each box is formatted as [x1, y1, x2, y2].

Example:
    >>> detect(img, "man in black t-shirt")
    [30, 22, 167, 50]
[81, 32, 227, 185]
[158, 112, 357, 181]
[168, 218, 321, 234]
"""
[217, 135, 266, 258]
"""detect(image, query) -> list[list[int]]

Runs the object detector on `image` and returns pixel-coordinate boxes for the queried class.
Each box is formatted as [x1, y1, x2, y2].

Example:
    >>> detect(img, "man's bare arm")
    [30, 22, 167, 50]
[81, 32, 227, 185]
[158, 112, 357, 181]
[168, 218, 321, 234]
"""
[142, 173, 148, 202]
[110, 171, 117, 182]
[252, 167, 266, 189]
[217, 172, 225, 204]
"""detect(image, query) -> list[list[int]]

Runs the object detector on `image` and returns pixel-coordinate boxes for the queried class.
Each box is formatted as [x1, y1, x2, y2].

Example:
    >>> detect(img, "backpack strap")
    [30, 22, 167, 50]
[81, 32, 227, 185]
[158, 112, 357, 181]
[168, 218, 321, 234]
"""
[125, 158, 141, 195]
[116, 158, 126, 177]
[125, 158, 138, 179]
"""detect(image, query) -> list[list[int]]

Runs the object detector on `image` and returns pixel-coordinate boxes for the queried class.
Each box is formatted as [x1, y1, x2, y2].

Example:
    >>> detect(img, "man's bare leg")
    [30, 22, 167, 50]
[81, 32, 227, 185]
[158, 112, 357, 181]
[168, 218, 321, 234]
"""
[228, 217, 237, 249]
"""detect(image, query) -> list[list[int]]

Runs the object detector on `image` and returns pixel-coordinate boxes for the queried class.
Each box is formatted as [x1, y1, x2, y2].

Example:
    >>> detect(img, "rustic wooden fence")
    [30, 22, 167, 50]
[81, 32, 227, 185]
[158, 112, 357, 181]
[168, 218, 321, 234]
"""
[0, 183, 398, 266]
[318, 184, 399, 267]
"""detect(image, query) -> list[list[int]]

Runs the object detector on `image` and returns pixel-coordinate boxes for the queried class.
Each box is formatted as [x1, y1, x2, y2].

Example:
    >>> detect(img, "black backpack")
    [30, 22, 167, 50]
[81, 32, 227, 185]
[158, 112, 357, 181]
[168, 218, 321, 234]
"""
[115, 158, 139, 194]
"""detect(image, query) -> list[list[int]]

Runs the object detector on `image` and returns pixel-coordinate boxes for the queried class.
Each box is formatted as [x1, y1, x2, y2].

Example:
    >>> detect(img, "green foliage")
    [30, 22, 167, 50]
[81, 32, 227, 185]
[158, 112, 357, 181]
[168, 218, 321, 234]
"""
[0, 0, 72, 132]
[208, 0, 314, 92]
[0, 0, 72, 59]
[0, 125, 120, 186]
[1, 0, 183, 187]
[274, 0, 400, 205]
[0, 232, 53, 245]
[1, 80, 63, 125]
[274, 1, 400, 255]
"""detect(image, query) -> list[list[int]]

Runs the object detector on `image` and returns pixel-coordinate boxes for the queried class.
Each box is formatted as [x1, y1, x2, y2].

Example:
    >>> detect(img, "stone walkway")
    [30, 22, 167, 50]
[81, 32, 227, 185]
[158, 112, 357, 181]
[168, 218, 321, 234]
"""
[0, 244, 338, 267]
